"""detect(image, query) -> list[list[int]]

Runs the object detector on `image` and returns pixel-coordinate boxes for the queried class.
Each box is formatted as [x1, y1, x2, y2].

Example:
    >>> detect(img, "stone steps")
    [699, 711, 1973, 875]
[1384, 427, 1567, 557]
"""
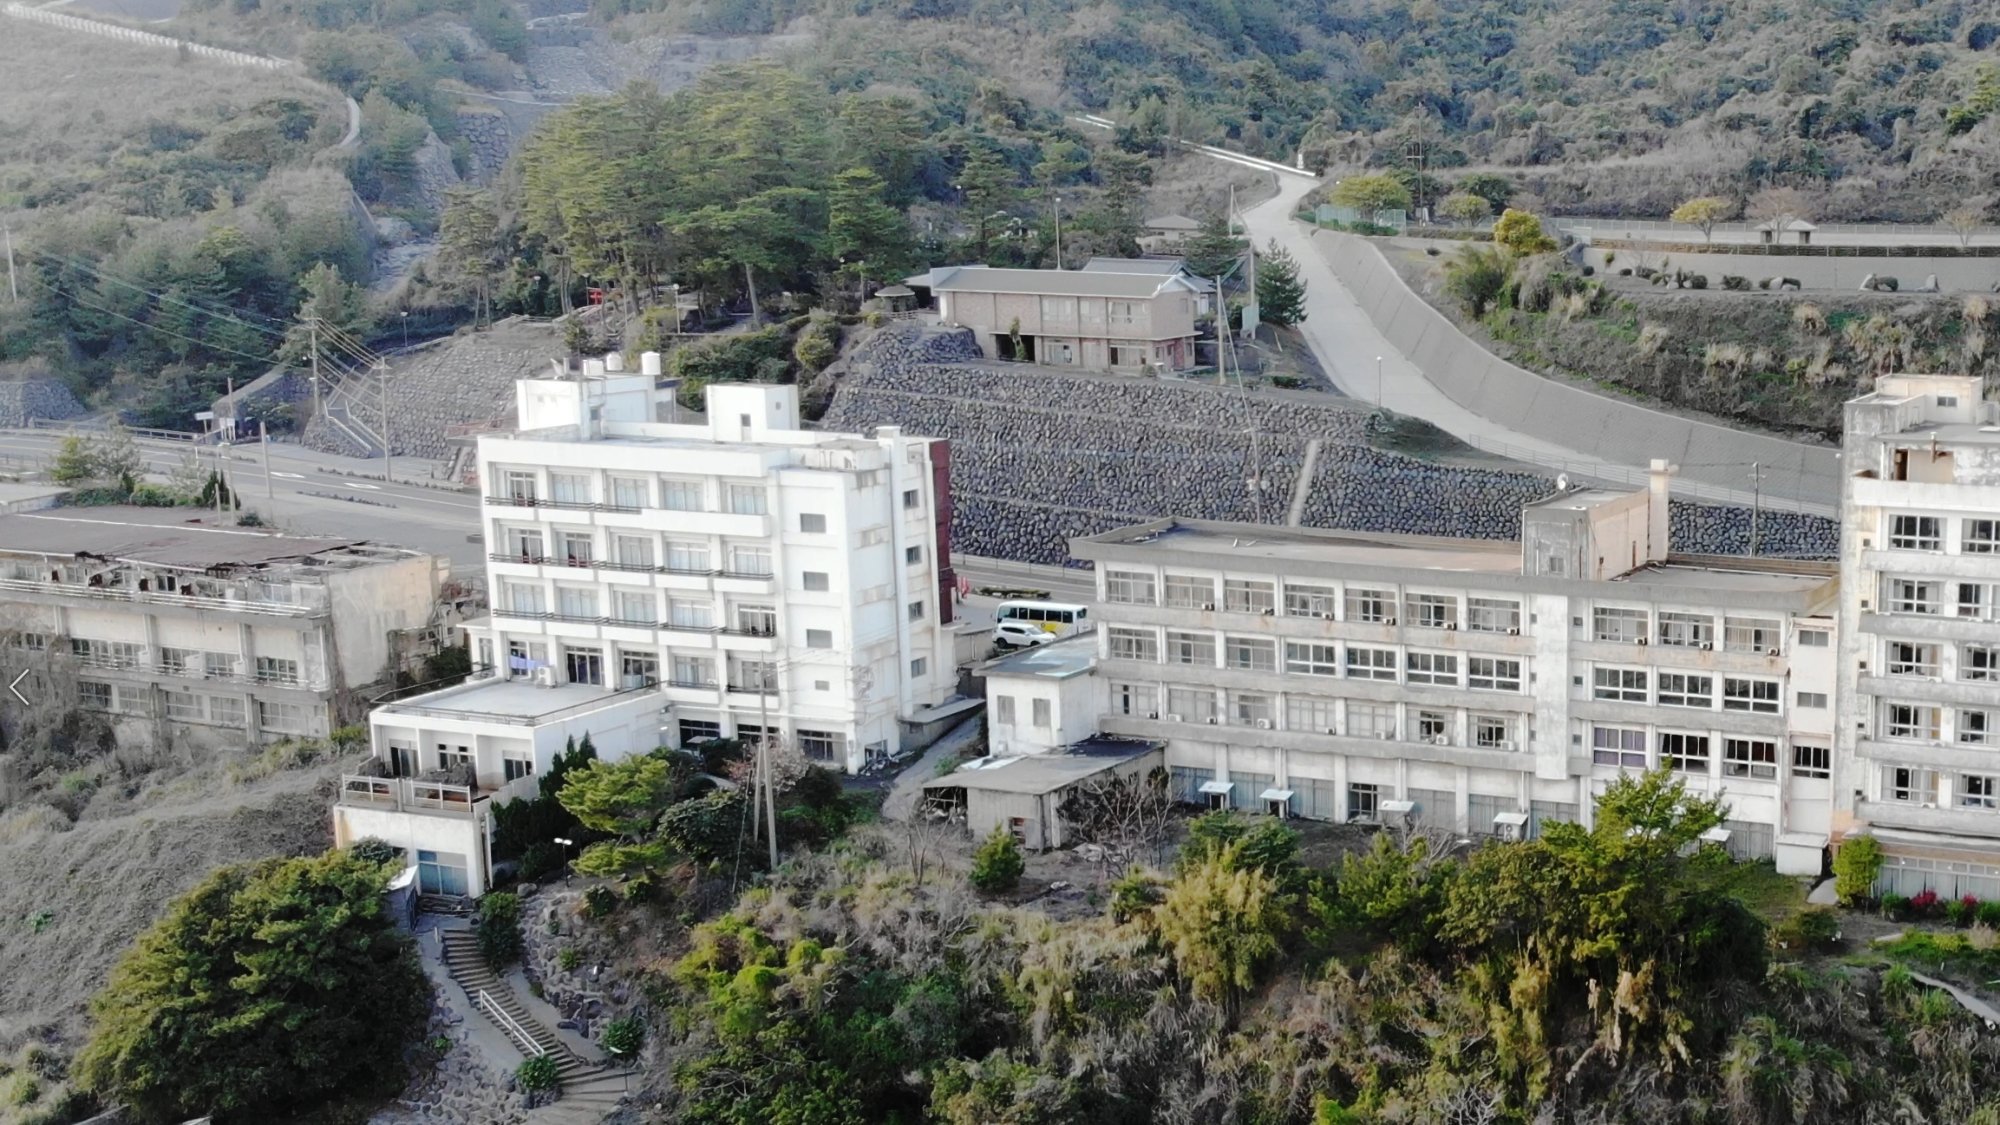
[437, 930, 598, 1079]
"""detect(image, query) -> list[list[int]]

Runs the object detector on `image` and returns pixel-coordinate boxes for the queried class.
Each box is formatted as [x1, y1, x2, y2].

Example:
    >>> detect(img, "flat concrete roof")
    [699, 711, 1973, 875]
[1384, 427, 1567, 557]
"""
[1086, 520, 1523, 574]
[379, 677, 645, 721]
[910, 265, 1195, 299]
[1886, 421, 2000, 446]
[1524, 487, 1628, 511]
[984, 634, 1096, 680]
[922, 739, 1158, 796]
[0, 508, 404, 571]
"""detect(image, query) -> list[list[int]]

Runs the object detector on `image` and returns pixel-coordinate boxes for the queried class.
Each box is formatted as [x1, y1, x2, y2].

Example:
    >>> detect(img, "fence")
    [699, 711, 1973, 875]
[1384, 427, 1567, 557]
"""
[1554, 216, 1991, 241]
[2, 3, 295, 70]
[1315, 203, 1408, 232]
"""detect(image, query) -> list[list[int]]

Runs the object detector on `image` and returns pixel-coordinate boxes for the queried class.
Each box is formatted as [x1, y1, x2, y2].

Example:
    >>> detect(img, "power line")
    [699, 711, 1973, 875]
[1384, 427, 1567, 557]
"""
[61, 293, 285, 367]
[26, 248, 292, 342]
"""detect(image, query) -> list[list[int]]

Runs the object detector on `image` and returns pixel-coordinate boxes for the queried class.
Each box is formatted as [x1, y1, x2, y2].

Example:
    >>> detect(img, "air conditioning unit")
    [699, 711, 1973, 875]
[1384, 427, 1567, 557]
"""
[1255, 718, 1273, 729]
[1205, 716, 1219, 724]
[1166, 713, 1183, 723]
[1201, 602, 1216, 611]
[1637, 637, 1649, 645]
[1433, 735, 1449, 746]
[1319, 611, 1336, 620]
[1506, 627, 1520, 636]
[1379, 730, 1395, 740]
[1326, 727, 1339, 735]
[1446, 622, 1458, 631]
[1499, 739, 1516, 750]
[1385, 616, 1397, 625]
[532, 666, 556, 687]
[1147, 711, 1159, 719]
[1262, 608, 1275, 616]
[1699, 642, 1714, 651]
[1768, 648, 1781, 657]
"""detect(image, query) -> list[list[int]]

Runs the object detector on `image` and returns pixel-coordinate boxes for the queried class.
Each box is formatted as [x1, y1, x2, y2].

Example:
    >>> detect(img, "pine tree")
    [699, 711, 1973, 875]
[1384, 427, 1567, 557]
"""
[1255, 241, 1308, 327]
[1182, 211, 1248, 281]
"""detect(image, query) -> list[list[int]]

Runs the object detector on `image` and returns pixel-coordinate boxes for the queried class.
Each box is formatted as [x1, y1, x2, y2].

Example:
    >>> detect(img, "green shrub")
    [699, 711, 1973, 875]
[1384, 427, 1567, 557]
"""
[558, 947, 582, 972]
[1881, 892, 1909, 920]
[1977, 899, 2000, 928]
[127, 483, 183, 507]
[1946, 895, 1979, 927]
[515, 1055, 560, 1092]
[600, 1015, 645, 1058]
[348, 837, 401, 866]
[969, 828, 1025, 894]
[1772, 907, 1841, 954]
[582, 884, 617, 919]
[1833, 836, 1883, 904]
[477, 892, 524, 965]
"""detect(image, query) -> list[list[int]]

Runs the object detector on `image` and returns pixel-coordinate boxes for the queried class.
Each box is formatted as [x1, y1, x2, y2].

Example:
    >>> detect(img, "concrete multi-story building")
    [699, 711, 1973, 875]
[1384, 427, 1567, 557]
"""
[1836, 373, 2000, 900]
[1070, 464, 1839, 874]
[907, 265, 1200, 371]
[332, 377, 961, 895]
[0, 508, 443, 746]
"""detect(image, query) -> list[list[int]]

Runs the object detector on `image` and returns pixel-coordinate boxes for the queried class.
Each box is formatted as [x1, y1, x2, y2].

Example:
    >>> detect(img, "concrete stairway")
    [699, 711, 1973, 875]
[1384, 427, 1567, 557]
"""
[437, 929, 624, 1110]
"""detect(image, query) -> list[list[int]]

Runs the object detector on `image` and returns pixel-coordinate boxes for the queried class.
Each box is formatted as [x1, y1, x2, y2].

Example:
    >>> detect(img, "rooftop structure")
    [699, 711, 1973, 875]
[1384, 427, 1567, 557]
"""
[905, 265, 1200, 371]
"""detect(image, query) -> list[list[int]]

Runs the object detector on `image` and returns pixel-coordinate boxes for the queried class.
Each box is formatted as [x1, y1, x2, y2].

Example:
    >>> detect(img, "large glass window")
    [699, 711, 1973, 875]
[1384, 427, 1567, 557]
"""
[1657, 612, 1714, 648]
[1225, 637, 1277, 672]
[1284, 583, 1338, 617]
[1889, 578, 1943, 615]
[1473, 714, 1515, 749]
[1286, 695, 1338, 732]
[1593, 667, 1647, 702]
[609, 476, 649, 510]
[1890, 514, 1941, 551]
[1884, 702, 1941, 741]
[667, 541, 710, 573]
[1107, 627, 1159, 662]
[1406, 593, 1457, 629]
[1722, 677, 1781, 713]
[1224, 579, 1275, 614]
[1593, 725, 1647, 768]
[1592, 606, 1647, 643]
[1723, 616, 1782, 653]
[660, 479, 704, 511]
[1723, 738, 1778, 780]
[1466, 597, 1521, 633]
[1405, 651, 1458, 686]
[1467, 657, 1522, 692]
[1346, 646, 1397, 681]
[1963, 645, 2000, 682]
[1347, 702, 1397, 738]
[725, 483, 767, 515]
[564, 646, 603, 685]
[549, 471, 591, 505]
[556, 586, 599, 619]
[1886, 641, 1940, 677]
[1163, 574, 1215, 609]
[1345, 588, 1393, 623]
[1166, 631, 1217, 666]
[1657, 672, 1712, 708]
[1110, 682, 1158, 716]
[1284, 642, 1339, 676]
[1659, 732, 1710, 773]
[1104, 570, 1156, 605]
[1165, 687, 1217, 722]
[1792, 744, 1831, 779]
[1964, 519, 2000, 553]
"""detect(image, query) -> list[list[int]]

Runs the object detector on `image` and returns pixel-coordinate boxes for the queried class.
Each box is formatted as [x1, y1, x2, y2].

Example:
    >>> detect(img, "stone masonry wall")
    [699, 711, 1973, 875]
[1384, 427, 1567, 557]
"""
[822, 325, 1840, 567]
[0, 379, 85, 428]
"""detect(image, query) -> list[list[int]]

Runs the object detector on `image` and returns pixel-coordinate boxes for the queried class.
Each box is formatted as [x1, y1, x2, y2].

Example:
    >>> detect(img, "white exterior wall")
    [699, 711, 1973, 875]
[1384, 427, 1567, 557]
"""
[1082, 551, 1836, 871]
[470, 383, 954, 773]
[986, 668, 1097, 756]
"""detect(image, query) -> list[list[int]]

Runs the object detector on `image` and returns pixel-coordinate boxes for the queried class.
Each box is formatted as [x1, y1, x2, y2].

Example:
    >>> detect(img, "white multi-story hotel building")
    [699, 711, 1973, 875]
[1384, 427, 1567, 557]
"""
[333, 374, 959, 895]
[1070, 464, 1839, 874]
[1837, 373, 2000, 900]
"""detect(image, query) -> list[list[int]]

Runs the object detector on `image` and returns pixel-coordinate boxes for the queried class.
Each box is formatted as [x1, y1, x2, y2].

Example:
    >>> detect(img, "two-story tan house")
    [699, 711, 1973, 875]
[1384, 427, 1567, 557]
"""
[907, 265, 1200, 372]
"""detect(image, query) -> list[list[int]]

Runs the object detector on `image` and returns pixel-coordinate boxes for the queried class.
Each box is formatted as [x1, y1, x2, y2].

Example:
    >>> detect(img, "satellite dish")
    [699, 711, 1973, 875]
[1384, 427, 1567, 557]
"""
[1556, 473, 1571, 492]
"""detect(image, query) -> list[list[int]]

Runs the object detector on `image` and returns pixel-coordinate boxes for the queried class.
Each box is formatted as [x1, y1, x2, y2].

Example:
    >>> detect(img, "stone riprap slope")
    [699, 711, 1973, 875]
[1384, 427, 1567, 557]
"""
[302, 317, 559, 460]
[0, 378, 84, 427]
[822, 326, 1839, 566]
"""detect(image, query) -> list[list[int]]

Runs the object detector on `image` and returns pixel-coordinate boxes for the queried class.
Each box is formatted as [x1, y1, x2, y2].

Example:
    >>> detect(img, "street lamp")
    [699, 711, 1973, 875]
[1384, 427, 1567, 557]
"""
[399, 310, 408, 349]
[1375, 356, 1384, 408]
[553, 836, 575, 880]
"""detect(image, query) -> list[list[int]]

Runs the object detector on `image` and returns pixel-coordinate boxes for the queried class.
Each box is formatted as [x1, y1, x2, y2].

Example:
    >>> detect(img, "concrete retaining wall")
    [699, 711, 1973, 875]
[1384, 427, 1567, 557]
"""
[0, 379, 86, 428]
[1315, 231, 1841, 508]
[1581, 244, 2000, 295]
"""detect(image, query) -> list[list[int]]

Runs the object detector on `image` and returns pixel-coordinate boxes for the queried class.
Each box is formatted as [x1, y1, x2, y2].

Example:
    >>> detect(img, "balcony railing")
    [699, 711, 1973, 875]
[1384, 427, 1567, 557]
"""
[725, 681, 777, 695]
[667, 677, 721, 691]
[0, 576, 324, 617]
[373, 676, 662, 725]
[336, 771, 540, 816]
[484, 495, 642, 514]
[485, 553, 759, 580]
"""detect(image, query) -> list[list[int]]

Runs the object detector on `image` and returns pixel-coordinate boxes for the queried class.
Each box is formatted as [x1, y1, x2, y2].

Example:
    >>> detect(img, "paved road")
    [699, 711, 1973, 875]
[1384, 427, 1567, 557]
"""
[0, 430, 486, 569]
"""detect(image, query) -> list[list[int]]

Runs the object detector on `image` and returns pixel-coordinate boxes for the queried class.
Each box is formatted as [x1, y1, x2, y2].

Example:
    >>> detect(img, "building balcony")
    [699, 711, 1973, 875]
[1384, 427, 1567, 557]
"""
[483, 495, 642, 515]
[1099, 713, 1536, 774]
[1858, 798, 2000, 839]
[0, 576, 325, 618]
[335, 771, 540, 818]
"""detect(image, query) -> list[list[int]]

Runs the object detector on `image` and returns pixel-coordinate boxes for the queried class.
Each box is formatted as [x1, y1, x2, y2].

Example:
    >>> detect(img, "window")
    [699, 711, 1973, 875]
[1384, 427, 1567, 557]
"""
[726, 545, 772, 576]
[1797, 628, 1829, 648]
[902, 489, 921, 510]
[255, 656, 300, 686]
[1889, 578, 1942, 615]
[670, 655, 714, 688]
[1959, 582, 1999, 620]
[905, 545, 922, 565]
[1724, 738, 1779, 780]
[1417, 710, 1449, 742]
[1887, 766, 1936, 803]
[1659, 732, 1710, 773]
[1285, 695, 1338, 732]
[503, 527, 544, 559]
[1722, 677, 1781, 713]
[1229, 692, 1273, 727]
[1960, 709, 1998, 745]
[1474, 714, 1515, 749]
[1796, 690, 1828, 709]
[1166, 687, 1218, 722]
[667, 541, 710, 573]
[556, 586, 599, 619]
[1657, 612, 1714, 648]
[504, 757, 534, 783]
[1108, 628, 1159, 662]
[802, 571, 830, 592]
[1965, 519, 2000, 553]
[1285, 642, 1339, 676]
[805, 629, 833, 649]
[1467, 657, 1522, 692]
[1961, 774, 2000, 810]
[1884, 702, 1941, 740]
[1657, 672, 1712, 708]
[1346, 702, 1396, 739]
[1405, 651, 1459, 685]
[1346, 646, 1398, 681]
[78, 681, 113, 711]
[1792, 744, 1831, 779]
[610, 534, 654, 569]
[502, 470, 537, 502]
[1723, 616, 1782, 653]
[612, 590, 655, 624]
[799, 512, 826, 533]
[735, 605, 777, 635]
[1963, 644, 2000, 682]
[1407, 592, 1456, 629]
[1346, 588, 1393, 623]
[209, 696, 246, 726]
[165, 691, 201, 721]
[729, 657, 776, 692]
[558, 531, 593, 566]
[1164, 574, 1215, 609]
[1890, 514, 1941, 551]
[1225, 636, 1277, 672]
[1025, 697, 1050, 727]
[257, 700, 309, 734]
[564, 646, 603, 685]
[996, 695, 1016, 724]
[661, 479, 703, 511]
[1348, 783, 1380, 821]
[910, 657, 927, 678]
[505, 582, 547, 615]
[1105, 571, 1157, 605]
[1593, 667, 1647, 702]
[669, 599, 714, 629]
[1593, 725, 1647, 768]
[160, 647, 198, 676]
[1886, 641, 1940, 677]
[908, 600, 925, 621]
[1224, 579, 1275, 614]
[1467, 597, 1521, 633]
[550, 471, 591, 505]
[725, 483, 767, 515]
[1166, 631, 1216, 666]
[609, 476, 649, 510]
[799, 730, 845, 763]
[1111, 682, 1157, 716]
[1593, 606, 1648, 643]
[679, 719, 722, 745]
[616, 651, 658, 689]
[1284, 583, 1338, 617]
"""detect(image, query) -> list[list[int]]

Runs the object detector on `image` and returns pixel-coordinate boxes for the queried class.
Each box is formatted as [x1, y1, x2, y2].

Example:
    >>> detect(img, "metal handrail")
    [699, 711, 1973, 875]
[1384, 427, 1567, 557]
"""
[0, 577, 325, 616]
[476, 989, 547, 1057]
[484, 495, 642, 514]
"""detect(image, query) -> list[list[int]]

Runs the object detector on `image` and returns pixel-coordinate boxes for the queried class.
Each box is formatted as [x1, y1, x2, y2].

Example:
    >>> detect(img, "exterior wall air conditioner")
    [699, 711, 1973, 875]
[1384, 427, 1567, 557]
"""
[1166, 713, 1183, 723]
[533, 666, 556, 687]
[1254, 718, 1273, 729]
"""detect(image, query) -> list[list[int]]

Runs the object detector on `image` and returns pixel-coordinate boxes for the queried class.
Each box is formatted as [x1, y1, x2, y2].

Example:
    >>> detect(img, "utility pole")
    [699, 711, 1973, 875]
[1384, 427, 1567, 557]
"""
[1749, 462, 1765, 557]
[224, 376, 239, 512]
[379, 361, 393, 484]
[2, 221, 17, 304]
[260, 420, 273, 499]
[753, 667, 779, 869]
[1052, 192, 1064, 270]
[308, 318, 322, 420]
